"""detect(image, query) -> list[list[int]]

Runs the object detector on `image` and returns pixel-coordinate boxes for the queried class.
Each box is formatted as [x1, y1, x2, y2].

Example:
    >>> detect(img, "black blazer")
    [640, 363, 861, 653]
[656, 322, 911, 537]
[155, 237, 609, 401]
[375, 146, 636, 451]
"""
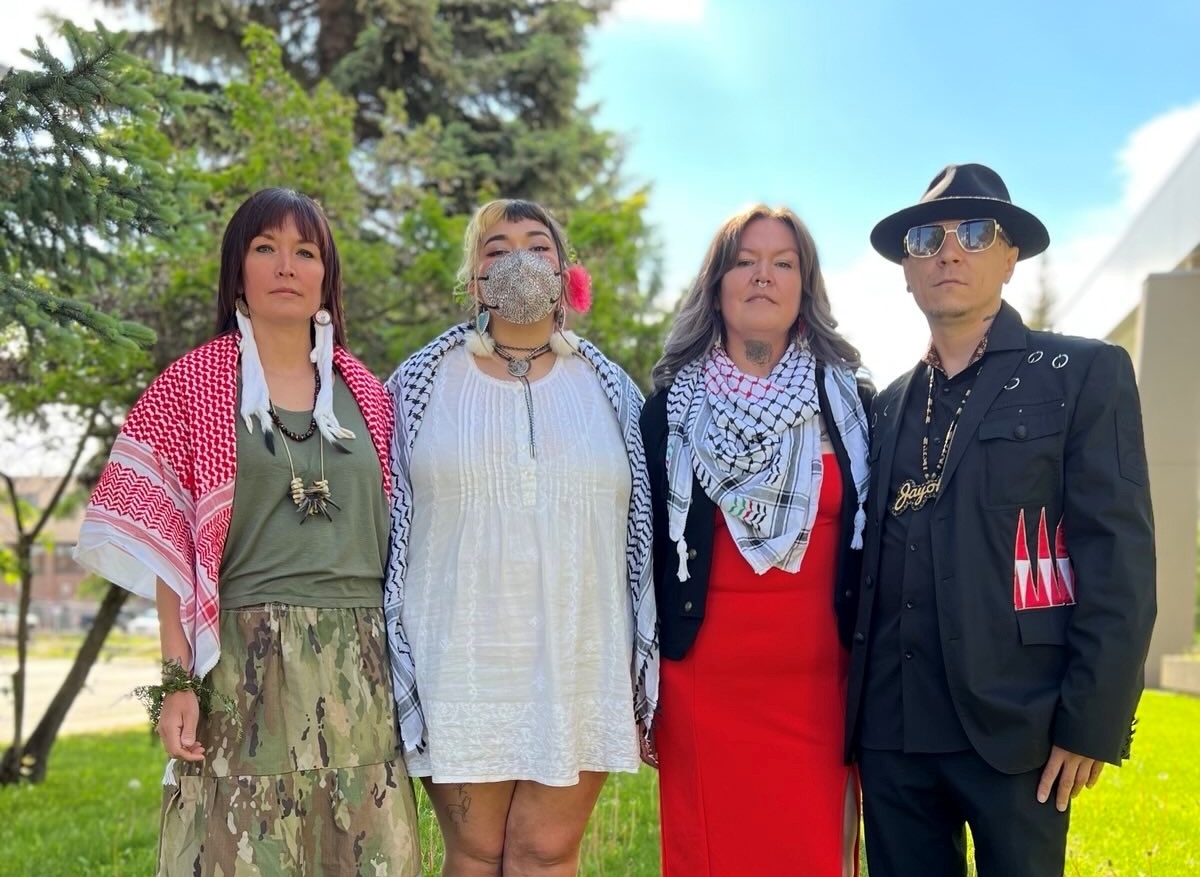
[844, 302, 1156, 773]
[641, 362, 874, 660]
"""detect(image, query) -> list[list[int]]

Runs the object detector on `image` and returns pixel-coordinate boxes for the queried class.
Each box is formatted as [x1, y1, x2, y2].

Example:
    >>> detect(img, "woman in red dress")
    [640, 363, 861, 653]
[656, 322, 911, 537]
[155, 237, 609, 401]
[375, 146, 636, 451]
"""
[640, 205, 873, 876]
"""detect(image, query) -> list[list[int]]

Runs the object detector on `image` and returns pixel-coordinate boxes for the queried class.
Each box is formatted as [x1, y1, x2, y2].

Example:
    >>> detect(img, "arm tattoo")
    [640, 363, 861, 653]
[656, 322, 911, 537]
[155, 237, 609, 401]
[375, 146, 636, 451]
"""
[744, 340, 773, 365]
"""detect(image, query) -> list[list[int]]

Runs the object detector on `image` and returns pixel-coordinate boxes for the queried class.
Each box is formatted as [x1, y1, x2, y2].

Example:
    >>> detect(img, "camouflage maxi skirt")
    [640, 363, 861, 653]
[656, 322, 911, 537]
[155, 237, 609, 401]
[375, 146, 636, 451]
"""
[158, 604, 421, 877]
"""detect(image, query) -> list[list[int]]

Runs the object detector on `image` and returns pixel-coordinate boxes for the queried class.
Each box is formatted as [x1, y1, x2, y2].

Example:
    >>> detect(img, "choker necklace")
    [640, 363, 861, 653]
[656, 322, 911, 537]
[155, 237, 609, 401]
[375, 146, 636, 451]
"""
[494, 341, 552, 377]
[268, 369, 321, 442]
[270, 367, 339, 522]
[492, 341, 553, 456]
[890, 366, 972, 516]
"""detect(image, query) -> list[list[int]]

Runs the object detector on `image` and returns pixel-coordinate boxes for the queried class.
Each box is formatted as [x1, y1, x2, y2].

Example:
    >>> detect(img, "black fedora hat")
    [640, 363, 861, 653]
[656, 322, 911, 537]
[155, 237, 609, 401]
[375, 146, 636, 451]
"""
[870, 163, 1049, 263]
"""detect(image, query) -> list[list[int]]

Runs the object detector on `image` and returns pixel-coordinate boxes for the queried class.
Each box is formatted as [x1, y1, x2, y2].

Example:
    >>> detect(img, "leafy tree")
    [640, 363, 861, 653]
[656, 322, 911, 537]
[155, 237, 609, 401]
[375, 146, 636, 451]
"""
[0, 23, 187, 785]
[93, 0, 668, 385]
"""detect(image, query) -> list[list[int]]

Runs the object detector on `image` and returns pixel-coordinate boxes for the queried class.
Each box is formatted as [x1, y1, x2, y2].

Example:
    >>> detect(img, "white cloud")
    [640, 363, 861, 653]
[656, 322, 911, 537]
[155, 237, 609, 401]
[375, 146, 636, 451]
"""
[1050, 100, 1200, 336]
[1116, 102, 1200, 214]
[608, 0, 706, 25]
[826, 251, 929, 388]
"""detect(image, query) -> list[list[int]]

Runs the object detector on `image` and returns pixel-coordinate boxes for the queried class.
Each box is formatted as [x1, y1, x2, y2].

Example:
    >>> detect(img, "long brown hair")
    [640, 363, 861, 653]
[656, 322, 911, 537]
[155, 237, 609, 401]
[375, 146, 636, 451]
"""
[214, 188, 348, 346]
[651, 205, 864, 390]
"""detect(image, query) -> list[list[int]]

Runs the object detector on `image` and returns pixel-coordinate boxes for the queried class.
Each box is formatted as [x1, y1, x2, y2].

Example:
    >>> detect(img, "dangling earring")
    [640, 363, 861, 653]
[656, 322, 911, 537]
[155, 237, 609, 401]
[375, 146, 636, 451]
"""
[236, 296, 250, 317]
[468, 301, 495, 357]
[554, 304, 566, 332]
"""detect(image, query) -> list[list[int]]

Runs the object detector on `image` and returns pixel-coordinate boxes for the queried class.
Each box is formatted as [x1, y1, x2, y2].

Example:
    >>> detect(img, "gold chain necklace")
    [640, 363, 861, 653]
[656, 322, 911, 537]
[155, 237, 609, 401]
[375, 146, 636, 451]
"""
[890, 366, 972, 516]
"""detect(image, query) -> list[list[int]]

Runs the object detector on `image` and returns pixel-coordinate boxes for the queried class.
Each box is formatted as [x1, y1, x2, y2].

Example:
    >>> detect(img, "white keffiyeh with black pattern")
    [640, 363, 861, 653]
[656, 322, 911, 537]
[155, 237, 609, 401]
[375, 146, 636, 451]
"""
[384, 323, 658, 753]
[666, 343, 869, 581]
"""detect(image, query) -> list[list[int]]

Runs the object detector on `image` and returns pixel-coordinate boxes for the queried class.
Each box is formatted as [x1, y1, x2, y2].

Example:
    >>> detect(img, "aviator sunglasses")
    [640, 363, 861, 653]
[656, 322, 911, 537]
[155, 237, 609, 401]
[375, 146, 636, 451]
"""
[903, 218, 1011, 259]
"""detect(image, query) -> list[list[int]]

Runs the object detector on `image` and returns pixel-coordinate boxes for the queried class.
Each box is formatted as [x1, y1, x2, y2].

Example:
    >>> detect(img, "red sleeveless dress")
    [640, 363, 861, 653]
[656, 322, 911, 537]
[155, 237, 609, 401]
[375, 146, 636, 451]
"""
[656, 453, 856, 876]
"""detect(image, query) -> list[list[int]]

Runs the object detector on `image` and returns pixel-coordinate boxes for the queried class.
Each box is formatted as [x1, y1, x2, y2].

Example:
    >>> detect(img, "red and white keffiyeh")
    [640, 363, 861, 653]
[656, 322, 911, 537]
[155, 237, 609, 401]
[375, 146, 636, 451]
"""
[74, 333, 392, 679]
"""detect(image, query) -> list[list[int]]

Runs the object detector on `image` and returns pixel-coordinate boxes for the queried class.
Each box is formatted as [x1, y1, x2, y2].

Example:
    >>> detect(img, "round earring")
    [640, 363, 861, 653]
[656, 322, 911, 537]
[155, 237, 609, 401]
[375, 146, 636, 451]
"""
[235, 297, 250, 317]
[313, 308, 332, 326]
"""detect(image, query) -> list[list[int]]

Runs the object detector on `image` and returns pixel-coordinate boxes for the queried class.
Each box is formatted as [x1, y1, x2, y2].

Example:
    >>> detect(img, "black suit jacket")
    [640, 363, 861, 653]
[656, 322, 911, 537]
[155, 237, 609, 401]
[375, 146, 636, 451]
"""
[641, 363, 874, 660]
[845, 302, 1156, 773]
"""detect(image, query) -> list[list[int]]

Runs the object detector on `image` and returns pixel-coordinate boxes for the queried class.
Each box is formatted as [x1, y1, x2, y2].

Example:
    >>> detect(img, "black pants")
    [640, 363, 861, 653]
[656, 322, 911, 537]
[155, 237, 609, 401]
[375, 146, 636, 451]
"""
[859, 748, 1070, 877]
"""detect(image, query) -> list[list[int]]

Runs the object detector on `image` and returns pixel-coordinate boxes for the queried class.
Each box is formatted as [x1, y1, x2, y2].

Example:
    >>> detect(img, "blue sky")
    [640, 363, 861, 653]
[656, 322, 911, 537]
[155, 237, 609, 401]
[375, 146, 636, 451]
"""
[586, 0, 1200, 380]
[5, 0, 1200, 385]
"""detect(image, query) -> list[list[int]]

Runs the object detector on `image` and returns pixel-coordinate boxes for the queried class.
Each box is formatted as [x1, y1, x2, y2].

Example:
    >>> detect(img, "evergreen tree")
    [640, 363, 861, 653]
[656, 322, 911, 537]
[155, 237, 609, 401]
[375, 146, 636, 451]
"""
[0, 23, 188, 786]
[93, 0, 668, 384]
[0, 22, 181, 347]
[1027, 256, 1057, 331]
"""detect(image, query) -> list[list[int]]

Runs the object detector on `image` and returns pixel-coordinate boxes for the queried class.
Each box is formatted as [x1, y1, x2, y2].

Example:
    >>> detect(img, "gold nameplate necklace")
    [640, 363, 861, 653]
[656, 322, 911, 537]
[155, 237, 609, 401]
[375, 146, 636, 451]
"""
[890, 366, 971, 517]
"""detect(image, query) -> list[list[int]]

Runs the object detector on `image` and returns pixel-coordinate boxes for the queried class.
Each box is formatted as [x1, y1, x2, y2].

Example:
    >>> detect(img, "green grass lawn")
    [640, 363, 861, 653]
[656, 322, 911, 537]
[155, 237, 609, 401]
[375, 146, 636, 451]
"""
[0, 690, 1195, 877]
[0, 631, 161, 662]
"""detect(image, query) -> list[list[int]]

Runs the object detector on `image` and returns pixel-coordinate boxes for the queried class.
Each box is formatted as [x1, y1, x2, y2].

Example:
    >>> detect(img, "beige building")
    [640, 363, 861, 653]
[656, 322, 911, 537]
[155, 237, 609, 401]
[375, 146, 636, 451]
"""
[1056, 136, 1200, 688]
[0, 476, 93, 629]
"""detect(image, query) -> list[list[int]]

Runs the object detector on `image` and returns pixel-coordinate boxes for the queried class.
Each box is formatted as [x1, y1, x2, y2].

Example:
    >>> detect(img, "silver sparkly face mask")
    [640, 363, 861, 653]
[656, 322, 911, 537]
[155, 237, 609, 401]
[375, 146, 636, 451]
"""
[478, 249, 562, 325]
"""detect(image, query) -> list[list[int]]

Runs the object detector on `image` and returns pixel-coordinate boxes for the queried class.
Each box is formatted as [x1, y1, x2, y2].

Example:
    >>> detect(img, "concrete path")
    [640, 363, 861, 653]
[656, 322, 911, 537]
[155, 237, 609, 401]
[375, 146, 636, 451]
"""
[0, 656, 156, 743]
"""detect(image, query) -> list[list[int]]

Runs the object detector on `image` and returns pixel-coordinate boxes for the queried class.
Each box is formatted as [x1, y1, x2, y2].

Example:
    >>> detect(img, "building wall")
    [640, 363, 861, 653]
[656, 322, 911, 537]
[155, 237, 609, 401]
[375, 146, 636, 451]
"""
[1133, 272, 1200, 687]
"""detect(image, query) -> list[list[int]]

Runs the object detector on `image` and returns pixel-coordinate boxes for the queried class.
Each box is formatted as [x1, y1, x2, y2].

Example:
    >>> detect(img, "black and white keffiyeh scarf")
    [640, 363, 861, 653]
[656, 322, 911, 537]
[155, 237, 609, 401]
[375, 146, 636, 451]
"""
[383, 323, 658, 753]
[666, 343, 869, 581]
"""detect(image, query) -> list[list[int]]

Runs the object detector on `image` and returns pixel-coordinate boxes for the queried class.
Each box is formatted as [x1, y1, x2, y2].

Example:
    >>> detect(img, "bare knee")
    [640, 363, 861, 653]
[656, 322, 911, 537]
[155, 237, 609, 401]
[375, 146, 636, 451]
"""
[502, 830, 581, 873]
[443, 843, 504, 877]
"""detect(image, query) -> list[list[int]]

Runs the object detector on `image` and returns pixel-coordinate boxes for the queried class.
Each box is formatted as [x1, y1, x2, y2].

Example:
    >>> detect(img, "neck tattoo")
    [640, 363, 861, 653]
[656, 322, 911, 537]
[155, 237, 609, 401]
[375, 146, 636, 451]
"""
[744, 340, 773, 366]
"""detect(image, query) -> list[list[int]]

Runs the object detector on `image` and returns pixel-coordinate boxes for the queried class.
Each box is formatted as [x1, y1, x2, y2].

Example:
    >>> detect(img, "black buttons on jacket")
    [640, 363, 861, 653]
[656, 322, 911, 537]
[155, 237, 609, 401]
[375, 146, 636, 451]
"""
[865, 575, 874, 589]
[687, 548, 698, 560]
[844, 589, 854, 599]
[904, 650, 914, 660]
[683, 601, 693, 611]
[854, 632, 866, 644]
[905, 600, 914, 610]
[1014, 423, 1029, 440]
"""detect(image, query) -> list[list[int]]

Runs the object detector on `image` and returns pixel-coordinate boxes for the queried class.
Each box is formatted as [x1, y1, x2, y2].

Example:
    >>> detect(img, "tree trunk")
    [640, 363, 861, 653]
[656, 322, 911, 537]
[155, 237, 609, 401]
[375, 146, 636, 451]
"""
[0, 583, 129, 785]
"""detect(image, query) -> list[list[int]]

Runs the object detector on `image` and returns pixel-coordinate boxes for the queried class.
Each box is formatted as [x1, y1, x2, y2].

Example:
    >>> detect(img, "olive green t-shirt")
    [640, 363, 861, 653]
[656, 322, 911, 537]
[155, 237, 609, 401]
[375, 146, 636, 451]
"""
[219, 378, 388, 608]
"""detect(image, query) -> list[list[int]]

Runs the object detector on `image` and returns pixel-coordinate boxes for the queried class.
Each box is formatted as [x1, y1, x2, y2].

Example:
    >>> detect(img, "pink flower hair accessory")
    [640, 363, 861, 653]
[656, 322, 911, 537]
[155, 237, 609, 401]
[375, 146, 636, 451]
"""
[565, 264, 592, 313]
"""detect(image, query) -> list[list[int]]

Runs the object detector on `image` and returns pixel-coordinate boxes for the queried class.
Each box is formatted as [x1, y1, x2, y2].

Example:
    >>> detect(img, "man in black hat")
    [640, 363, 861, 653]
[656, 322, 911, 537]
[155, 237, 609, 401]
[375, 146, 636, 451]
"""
[845, 163, 1156, 876]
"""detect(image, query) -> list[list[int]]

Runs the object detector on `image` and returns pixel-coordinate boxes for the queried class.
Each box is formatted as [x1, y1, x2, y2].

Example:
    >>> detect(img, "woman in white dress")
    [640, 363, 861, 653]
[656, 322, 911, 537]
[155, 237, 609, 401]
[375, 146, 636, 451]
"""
[383, 199, 658, 876]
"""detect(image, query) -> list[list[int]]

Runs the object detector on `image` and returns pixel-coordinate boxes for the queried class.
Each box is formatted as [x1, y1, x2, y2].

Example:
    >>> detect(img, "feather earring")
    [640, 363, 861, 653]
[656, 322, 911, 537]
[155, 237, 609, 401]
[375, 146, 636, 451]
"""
[310, 308, 355, 450]
[468, 302, 495, 357]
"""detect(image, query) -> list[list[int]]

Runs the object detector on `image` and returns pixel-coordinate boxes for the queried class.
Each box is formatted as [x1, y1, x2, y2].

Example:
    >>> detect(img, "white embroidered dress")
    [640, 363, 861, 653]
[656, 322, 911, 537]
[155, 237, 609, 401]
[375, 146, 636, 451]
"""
[403, 346, 639, 785]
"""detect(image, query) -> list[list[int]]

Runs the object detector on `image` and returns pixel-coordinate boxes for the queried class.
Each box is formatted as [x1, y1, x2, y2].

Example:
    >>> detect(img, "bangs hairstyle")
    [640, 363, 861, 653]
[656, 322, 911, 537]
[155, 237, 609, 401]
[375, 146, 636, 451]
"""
[215, 188, 347, 346]
[650, 204, 865, 391]
[457, 199, 573, 302]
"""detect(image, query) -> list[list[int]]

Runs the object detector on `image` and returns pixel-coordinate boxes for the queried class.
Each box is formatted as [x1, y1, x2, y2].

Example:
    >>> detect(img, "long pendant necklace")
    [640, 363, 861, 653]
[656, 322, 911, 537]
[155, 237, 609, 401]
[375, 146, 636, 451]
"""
[269, 367, 339, 522]
[493, 341, 553, 457]
[278, 429, 340, 522]
[890, 366, 972, 517]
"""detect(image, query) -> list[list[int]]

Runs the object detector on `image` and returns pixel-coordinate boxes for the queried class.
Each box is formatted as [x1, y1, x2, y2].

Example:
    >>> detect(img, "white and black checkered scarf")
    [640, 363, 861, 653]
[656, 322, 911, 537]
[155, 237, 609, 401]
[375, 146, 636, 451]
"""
[666, 343, 869, 581]
[383, 323, 658, 753]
